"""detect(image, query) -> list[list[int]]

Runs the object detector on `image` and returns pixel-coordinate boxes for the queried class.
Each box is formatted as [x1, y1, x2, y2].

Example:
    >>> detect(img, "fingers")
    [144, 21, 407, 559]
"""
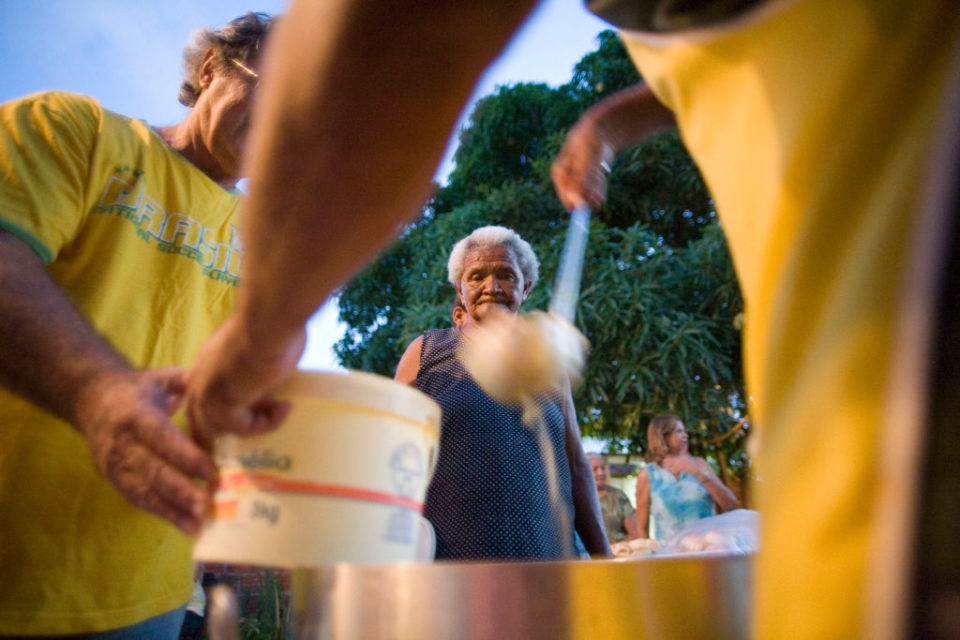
[187, 391, 242, 449]
[113, 409, 216, 531]
[154, 367, 188, 415]
[156, 366, 188, 396]
[190, 395, 292, 445]
[97, 421, 217, 535]
[550, 147, 609, 212]
[185, 319, 303, 443]
[244, 397, 293, 435]
[140, 413, 219, 485]
[149, 464, 213, 534]
[131, 460, 212, 535]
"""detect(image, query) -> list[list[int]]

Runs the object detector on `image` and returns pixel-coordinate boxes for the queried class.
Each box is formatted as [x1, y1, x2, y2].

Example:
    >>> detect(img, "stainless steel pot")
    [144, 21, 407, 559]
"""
[286, 553, 752, 639]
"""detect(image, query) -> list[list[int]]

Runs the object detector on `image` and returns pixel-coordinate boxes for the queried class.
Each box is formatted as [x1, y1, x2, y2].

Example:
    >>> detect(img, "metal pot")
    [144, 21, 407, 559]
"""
[211, 552, 752, 640]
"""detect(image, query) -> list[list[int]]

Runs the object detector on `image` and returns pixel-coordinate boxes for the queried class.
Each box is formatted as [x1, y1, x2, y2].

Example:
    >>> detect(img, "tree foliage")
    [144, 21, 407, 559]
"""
[334, 31, 751, 489]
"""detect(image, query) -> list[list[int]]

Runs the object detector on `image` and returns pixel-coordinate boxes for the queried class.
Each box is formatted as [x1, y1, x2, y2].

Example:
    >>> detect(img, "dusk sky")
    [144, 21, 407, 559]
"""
[0, 0, 612, 370]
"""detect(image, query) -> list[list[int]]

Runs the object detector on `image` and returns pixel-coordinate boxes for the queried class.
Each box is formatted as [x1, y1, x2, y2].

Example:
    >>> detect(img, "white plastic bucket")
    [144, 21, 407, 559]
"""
[193, 369, 441, 568]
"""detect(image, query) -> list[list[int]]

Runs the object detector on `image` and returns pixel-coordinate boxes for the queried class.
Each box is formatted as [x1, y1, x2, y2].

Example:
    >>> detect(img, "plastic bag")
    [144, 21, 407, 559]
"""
[655, 509, 759, 557]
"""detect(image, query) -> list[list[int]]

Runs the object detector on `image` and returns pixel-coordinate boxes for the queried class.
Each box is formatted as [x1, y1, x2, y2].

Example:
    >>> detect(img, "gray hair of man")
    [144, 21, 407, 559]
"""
[447, 225, 540, 290]
[177, 12, 275, 108]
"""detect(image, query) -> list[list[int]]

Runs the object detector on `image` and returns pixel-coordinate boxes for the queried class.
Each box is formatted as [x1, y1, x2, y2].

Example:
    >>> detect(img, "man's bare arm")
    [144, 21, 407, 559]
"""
[552, 82, 676, 211]
[187, 0, 540, 437]
[0, 231, 216, 533]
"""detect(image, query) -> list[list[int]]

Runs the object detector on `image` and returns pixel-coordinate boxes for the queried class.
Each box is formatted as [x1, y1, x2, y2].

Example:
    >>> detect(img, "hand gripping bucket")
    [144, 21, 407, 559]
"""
[193, 370, 441, 567]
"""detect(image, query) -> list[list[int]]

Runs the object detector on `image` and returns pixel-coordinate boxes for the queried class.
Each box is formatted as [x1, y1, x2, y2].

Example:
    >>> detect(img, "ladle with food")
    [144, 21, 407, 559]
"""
[458, 203, 592, 405]
[458, 204, 592, 560]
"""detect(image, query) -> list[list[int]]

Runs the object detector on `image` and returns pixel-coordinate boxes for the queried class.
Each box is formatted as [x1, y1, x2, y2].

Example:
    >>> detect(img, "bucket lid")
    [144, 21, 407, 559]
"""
[279, 369, 440, 438]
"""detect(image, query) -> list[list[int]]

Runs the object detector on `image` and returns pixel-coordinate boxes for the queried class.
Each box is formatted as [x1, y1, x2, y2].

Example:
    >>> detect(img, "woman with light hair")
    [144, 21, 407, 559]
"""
[395, 225, 608, 560]
[635, 414, 739, 541]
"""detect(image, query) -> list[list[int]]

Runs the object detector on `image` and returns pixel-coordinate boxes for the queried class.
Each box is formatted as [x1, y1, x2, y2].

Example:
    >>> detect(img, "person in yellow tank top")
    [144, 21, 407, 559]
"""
[550, 1, 960, 637]
[0, 13, 275, 637]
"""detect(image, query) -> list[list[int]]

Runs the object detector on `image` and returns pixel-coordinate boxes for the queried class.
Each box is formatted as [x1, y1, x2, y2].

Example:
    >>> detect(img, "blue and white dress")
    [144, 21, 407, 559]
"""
[413, 328, 577, 560]
[646, 462, 716, 541]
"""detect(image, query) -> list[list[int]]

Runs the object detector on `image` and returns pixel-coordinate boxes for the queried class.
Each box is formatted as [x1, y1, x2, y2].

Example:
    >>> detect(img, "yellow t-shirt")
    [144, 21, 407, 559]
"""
[0, 91, 242, 634]
[618, 1, 959, 637]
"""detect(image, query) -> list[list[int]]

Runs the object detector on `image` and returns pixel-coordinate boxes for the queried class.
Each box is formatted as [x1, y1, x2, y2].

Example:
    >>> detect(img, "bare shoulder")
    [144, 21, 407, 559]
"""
[693, 456, 714, 474]
[394, 335, 424, 385]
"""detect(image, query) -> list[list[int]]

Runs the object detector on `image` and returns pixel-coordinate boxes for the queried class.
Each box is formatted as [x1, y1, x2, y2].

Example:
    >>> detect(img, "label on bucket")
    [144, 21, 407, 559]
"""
[212, 468, 426, 515]
[194, 370, 440, 567]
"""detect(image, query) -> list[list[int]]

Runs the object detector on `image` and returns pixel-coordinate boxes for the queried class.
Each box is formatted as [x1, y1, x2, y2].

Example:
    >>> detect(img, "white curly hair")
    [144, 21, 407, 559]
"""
[447, 225, 539, 289]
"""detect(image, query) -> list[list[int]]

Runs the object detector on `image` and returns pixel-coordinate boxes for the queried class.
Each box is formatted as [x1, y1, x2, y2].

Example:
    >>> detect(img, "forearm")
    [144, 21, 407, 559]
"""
[699, 472, 739, 512]
[0, 238, 216, 533]
[637, 505, 649, 538]
[571, 458, 610, 554]
[634, 471, 650, 538]
[552, 82, 676, 211]
[561, 389, 609, 555]
[237, 0, 539, 352]
[576, 83, 676, 154]
[0, 232, 129, 425]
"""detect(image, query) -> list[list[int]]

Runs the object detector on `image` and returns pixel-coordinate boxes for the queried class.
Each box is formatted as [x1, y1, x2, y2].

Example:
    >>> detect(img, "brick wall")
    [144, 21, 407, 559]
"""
[200, 563, 291, 619]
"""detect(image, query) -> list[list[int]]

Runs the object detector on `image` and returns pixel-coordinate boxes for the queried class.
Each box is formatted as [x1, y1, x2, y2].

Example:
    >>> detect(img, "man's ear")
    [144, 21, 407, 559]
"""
[522, 281, 533, 299]
[198, 49, 218, 92]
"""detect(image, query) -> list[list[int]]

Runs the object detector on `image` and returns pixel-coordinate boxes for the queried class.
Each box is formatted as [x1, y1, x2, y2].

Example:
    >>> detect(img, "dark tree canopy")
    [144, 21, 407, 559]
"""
[334, 31, 750, 491]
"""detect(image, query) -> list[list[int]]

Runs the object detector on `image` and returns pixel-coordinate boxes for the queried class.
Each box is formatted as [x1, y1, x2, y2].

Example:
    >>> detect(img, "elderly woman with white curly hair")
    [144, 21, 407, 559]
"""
[395, 225, 609, 560]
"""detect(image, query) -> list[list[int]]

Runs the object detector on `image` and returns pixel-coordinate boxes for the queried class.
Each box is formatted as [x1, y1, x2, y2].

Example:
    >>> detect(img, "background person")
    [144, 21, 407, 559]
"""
[0, 13, 274, 636]
[634, 415, 738, 541]
[587, 453, 637, 544]
[551, 2, 959, 636]
[179, 564, 207, 640]
[394, 225, 608, 559]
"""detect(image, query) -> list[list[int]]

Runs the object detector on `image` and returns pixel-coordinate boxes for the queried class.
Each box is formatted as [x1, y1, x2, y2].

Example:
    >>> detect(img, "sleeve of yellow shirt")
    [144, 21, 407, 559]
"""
[0, 91, 101, 264]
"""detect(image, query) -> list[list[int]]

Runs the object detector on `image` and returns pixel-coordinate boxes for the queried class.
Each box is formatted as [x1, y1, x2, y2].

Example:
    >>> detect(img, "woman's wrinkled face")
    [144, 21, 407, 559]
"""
[665, 422, 689, 455]
[457, 245, 530, 324]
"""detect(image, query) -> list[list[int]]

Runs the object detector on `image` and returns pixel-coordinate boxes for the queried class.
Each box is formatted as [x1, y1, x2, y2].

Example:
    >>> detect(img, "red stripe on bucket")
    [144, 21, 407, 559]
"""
[217, 470, 424, 512]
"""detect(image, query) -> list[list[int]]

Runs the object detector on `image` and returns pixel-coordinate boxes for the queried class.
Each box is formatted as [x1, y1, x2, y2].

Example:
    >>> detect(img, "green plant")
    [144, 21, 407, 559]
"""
[239, 569, 291, 640]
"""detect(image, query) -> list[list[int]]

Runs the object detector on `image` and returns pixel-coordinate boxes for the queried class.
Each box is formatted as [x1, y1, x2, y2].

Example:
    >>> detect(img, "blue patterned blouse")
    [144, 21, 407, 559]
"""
[646, 462, 716, 541]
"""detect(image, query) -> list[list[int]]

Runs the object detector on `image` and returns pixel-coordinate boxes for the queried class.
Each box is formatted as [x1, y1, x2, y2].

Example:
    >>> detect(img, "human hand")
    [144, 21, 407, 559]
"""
[186, 313, 305, 447]
[551, 113, 614, 212]
[75, 366, 218, 535]
[662, 454, 709, 481]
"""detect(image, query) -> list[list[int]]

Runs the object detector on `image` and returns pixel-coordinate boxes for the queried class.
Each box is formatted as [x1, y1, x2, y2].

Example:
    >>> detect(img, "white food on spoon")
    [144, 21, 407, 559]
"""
[459, 310, 588, 404]
[459, 309, 587, 559]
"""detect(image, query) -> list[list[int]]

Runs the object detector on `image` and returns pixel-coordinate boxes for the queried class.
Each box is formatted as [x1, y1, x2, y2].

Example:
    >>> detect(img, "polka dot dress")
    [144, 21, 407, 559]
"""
[414, 328, 576, 560]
